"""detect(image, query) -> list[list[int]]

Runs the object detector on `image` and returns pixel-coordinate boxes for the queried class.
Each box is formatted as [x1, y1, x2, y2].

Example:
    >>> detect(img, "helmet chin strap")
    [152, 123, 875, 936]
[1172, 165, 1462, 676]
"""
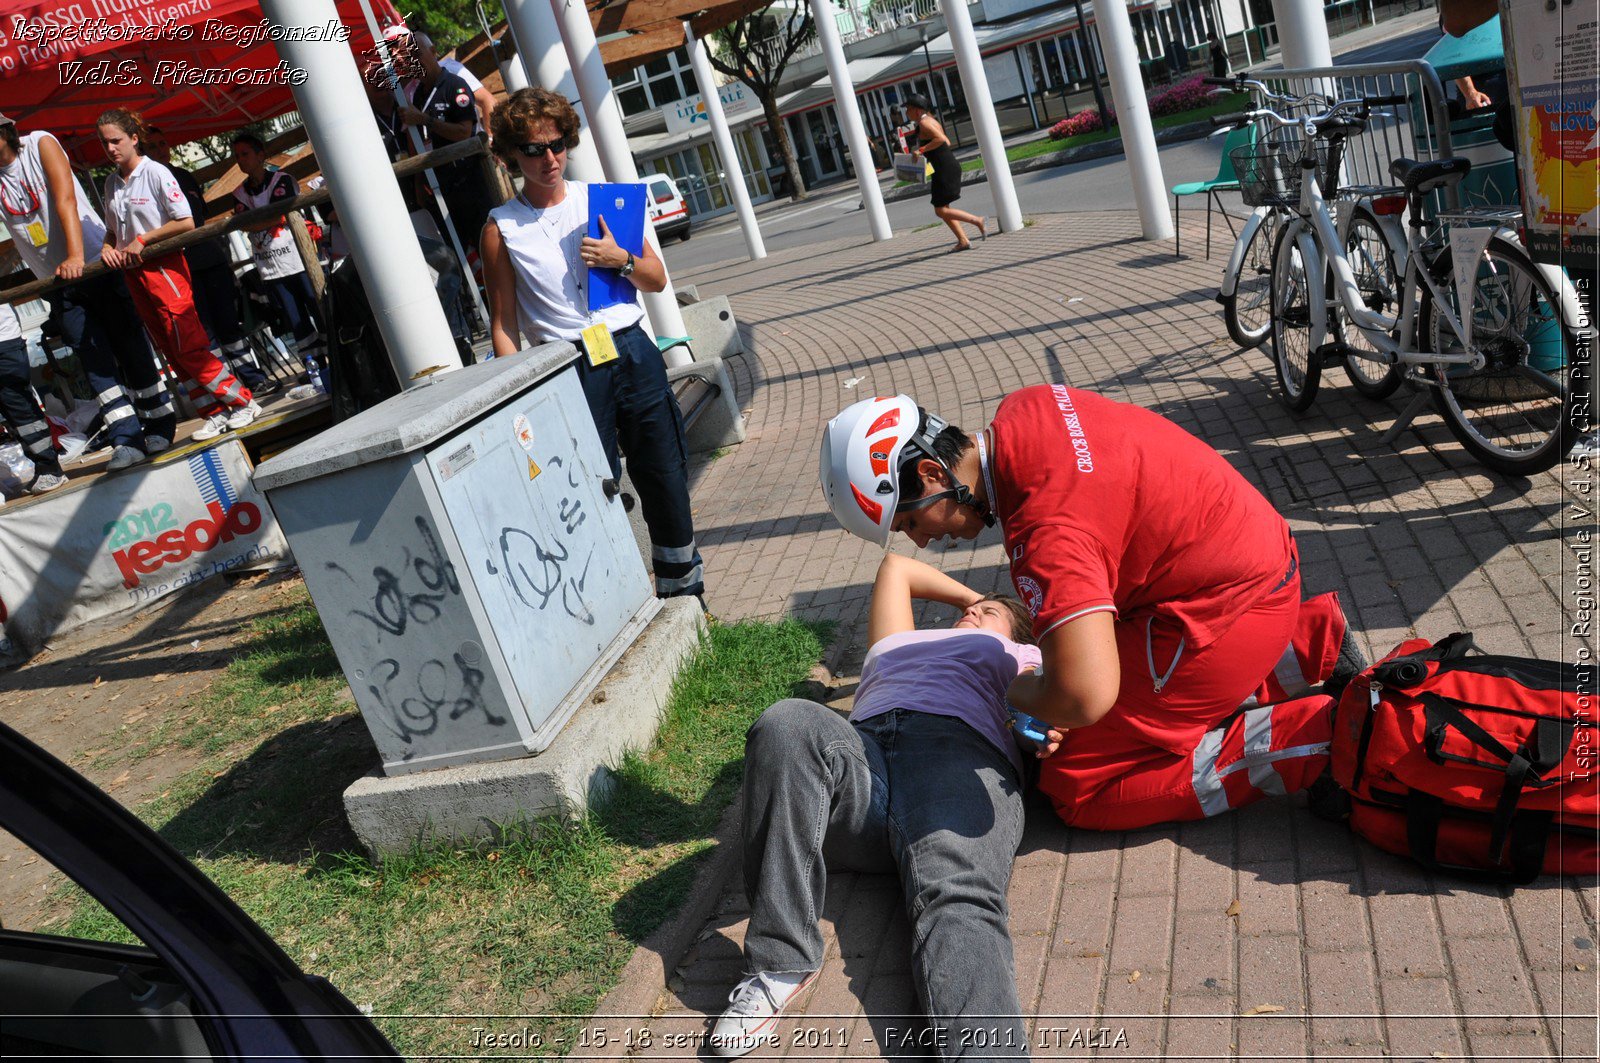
[896, 415, 996, 528]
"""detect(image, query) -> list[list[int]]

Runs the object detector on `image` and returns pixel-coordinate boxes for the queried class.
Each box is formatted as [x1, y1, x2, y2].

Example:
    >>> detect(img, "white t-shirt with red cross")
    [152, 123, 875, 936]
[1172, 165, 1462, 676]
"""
[102, 157, 191, 247]
[987, 385, 1293, 651]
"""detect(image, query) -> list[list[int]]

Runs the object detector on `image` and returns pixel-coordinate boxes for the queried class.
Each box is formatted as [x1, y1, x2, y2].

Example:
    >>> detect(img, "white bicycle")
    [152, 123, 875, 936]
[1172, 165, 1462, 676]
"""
[1228, 94, 1585, 476]
[1209, 76, 1331, 350]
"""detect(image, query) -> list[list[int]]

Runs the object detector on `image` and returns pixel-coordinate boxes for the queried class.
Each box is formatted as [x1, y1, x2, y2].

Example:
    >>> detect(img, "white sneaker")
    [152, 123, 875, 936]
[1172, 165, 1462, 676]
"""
[191, 413, 230, 442]
[225, 400, 263, 431]
[30, 472, 68, 494]
[709, 971, 816, 1058]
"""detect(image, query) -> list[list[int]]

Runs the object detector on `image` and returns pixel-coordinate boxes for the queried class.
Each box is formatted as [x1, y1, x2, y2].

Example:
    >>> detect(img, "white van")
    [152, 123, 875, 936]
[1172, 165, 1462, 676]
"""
[642, 173, 691, 241]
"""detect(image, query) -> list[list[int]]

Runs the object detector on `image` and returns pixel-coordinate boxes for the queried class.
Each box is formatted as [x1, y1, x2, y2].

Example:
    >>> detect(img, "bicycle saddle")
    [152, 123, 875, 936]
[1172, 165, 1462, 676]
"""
[1388, 156, 1473, 194]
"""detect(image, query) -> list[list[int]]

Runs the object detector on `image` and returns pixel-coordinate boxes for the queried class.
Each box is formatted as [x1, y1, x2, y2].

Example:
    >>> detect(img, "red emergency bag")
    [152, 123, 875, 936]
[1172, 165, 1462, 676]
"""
[1331, 632, 1599, 883]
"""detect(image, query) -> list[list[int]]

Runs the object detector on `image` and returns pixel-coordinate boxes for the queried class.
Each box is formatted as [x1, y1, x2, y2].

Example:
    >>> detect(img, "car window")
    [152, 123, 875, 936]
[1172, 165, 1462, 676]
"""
[649, 180, 676, 204]
[1, 829, 212, 1059]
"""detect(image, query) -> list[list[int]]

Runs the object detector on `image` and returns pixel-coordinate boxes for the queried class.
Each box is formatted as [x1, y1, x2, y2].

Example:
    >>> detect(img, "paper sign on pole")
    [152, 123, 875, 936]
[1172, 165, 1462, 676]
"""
[0, 440, 289, 666]
[1449, 225, 1497, 351]
[1499, 0, 1599, 266]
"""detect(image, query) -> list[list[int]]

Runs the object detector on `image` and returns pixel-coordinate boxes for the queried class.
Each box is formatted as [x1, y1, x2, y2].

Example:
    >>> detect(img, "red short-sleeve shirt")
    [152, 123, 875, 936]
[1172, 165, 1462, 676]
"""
[988, 385, 1293, 650]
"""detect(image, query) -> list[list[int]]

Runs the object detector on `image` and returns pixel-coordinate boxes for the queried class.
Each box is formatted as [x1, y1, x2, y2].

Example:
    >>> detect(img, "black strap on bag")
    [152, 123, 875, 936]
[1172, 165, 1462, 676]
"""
[1376, 632, 1479, 687]
[1405, 792, 1552, 885]
[1419, 693, 1575, 863]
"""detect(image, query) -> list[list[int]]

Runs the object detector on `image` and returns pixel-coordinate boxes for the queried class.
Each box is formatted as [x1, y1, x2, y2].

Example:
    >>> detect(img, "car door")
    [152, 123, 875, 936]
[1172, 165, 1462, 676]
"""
[0, 721, 401, 1061]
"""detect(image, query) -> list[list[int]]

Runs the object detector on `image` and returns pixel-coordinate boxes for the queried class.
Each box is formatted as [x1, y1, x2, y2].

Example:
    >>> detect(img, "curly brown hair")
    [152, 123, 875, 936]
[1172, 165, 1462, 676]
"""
[981, 594, 1036, 645]
[95, 108, 146, 153]
[490, 88, 582, 163]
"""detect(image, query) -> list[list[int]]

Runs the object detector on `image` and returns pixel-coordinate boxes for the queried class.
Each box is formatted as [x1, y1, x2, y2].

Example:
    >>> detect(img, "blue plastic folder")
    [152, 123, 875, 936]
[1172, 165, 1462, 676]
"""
[586, 182, 647, 313]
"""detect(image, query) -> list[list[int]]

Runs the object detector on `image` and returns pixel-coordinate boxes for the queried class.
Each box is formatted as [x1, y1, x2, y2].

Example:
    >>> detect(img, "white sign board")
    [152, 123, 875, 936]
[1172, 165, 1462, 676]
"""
[981, 50, 1025, 102]
[0, 440, 289, 665]
[663, 83, 762, 135]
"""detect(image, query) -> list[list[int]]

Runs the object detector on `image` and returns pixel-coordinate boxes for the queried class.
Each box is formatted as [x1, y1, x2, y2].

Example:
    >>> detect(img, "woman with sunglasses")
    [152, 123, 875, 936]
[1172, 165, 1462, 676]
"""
[481, 88, 703, 601]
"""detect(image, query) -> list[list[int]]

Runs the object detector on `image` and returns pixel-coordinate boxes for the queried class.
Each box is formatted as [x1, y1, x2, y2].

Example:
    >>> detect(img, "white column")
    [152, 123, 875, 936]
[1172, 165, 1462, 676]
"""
[1270, 0, 1334, 69]
[550, 0, 691, 360]
[1238, 0, 1255, 65]
[505, 0, 602, 181]
[1093, 0, 1173, 240]
[499, 21, 531, 92]
[262, 0, 459, 385]
[685, 23, 766, 261]
[807, 0, 892, 241]
[941, 0, 1023, 232]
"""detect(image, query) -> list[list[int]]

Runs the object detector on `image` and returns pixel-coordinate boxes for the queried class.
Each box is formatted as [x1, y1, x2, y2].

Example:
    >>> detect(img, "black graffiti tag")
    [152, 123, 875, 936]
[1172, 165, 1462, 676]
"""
[369, 651, 506, 748]
[339, 516, 461, 636]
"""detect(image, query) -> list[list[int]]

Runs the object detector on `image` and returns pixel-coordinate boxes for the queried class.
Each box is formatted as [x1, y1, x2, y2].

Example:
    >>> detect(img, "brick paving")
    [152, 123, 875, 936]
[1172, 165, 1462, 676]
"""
[612, 208, 1598, 1060]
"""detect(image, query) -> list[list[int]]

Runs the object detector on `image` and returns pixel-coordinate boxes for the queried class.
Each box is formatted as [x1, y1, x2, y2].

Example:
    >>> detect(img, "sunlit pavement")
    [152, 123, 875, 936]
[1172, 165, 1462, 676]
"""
[602, 206, 1597, 1061]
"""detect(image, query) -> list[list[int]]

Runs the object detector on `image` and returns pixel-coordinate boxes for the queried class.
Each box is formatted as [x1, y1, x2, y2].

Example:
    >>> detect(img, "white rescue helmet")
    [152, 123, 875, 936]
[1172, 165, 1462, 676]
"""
[819, 395, 925, 546]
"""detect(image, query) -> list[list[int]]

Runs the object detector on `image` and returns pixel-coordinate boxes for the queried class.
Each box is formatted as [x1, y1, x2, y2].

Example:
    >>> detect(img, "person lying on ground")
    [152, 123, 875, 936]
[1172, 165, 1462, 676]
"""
[821, 389, 1365, 833]
[713, 551, 1060, 1060]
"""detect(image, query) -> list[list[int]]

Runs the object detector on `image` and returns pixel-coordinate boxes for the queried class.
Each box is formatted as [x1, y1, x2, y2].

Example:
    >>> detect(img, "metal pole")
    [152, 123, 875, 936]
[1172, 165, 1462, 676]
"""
[499, 22, 531, 91]
[1016, 49, 1041, 130]
[921, 33, 960, 147]
[1269, 0, 1333, 69]
[1238, 0, 1255, 65]
[260, 0, 460, 384]
[1072, 0, 1112, 127]
[684, 21, 767, 262]
[505, 0, 602, 181]
[550, 0, 692, 357]
[1093, 0, 1173, 240]
[807, 0, 892, 241]
[941, 0, 1023, 232]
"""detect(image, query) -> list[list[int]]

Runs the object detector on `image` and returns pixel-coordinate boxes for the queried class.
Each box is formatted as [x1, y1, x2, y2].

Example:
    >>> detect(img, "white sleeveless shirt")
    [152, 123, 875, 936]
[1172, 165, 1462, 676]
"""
[0, 130, 107, 278]
[488, 181, 644, 344]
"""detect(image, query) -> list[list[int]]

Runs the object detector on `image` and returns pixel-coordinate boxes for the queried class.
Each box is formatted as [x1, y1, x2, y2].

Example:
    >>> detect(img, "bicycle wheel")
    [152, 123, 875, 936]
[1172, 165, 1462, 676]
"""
[1224, 210, 1279, 349]
[1270, 221, 1322, 411]
[1423, 235, 1578, 476]
[1341, 209, 1405, 400]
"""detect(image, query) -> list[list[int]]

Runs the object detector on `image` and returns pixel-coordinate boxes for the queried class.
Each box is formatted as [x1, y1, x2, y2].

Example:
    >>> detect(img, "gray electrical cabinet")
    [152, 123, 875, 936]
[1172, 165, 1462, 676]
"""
[254, 345, 657, 776]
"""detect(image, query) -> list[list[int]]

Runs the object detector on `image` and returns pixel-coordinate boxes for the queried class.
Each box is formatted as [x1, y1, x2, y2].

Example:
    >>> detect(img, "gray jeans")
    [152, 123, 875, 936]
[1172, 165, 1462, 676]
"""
[742, 699, 1029, 1060]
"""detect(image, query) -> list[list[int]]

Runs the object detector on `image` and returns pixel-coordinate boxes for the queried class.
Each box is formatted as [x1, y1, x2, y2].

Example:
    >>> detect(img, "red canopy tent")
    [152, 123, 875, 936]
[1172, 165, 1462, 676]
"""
[0, 0, 404, 162]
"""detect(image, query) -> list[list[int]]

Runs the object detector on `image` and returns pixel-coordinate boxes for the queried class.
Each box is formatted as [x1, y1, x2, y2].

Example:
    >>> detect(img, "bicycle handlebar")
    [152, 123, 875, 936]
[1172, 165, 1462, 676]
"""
[1202, 74, 1325, 108]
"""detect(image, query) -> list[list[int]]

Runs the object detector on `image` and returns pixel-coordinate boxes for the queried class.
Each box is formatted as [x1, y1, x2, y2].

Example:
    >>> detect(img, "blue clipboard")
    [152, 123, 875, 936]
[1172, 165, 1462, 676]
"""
[586, 182, 647, 313]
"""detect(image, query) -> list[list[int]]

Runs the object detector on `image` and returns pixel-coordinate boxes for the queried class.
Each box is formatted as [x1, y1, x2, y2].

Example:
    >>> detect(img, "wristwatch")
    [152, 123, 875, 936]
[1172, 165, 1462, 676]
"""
[618, 251, 636, 278]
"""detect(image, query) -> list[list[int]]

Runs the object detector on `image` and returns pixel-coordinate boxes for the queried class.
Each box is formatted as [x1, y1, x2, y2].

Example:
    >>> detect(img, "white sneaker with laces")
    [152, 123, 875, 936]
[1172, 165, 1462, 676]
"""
[30, 472, 69, 494]
[709, 970, 816, 1058]
[225, 400, 263, 431]
[191, 413, 230, 441]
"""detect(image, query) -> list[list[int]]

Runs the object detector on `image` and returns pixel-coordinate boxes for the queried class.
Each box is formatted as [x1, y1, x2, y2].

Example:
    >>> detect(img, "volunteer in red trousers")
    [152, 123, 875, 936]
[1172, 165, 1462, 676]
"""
[0, 113, 176, 478]
[820, 388, 1364, 830]
[96, 110, 259, 442]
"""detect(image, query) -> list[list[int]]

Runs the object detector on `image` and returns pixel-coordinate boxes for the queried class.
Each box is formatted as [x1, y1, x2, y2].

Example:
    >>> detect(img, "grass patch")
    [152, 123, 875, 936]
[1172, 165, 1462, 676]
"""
[46, 586, 829, 1056]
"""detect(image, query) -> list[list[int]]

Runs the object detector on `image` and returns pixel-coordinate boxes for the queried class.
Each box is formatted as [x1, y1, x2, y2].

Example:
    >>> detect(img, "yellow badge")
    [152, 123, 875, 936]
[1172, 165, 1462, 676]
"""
[581, 322, 619, 368]
[24, 220, 47, 248]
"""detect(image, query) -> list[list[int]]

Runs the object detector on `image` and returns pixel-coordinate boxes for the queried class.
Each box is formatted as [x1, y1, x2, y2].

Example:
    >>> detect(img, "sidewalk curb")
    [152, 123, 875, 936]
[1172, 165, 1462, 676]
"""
[591, 621, 860, 1023]
[879, 116, 1218, 205]
[594, 798, 746, 1021]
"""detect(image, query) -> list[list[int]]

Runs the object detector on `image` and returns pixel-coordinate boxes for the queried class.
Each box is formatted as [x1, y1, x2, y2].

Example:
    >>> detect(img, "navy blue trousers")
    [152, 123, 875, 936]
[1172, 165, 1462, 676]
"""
[575, 323, 703, 598]
[48, 271, 174, 448]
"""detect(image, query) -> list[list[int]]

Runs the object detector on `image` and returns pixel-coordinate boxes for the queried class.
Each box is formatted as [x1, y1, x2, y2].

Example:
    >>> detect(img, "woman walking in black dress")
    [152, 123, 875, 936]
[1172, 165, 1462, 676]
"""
[906, 94, 985, 252]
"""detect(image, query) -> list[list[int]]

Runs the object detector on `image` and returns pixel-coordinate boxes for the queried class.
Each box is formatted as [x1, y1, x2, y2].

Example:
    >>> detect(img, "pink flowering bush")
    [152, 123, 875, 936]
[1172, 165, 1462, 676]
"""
[1148, 75, 1223, 117]
[1048, 107, 1115, 140]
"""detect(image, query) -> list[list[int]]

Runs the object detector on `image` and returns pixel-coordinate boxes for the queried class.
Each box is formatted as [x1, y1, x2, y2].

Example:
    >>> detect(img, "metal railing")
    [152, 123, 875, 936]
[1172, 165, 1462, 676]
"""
[750, 0, 944, 67]
[1253, 59, 1460, 213]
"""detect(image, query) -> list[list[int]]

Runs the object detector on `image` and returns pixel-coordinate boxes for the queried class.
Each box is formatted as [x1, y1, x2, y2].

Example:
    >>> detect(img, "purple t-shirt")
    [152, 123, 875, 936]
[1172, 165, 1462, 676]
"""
[850, 628, 1043, 779]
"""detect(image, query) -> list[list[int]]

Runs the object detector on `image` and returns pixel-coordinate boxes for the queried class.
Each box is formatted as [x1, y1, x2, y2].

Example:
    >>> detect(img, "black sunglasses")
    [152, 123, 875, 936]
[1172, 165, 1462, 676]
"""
[516, 138, 568, 158]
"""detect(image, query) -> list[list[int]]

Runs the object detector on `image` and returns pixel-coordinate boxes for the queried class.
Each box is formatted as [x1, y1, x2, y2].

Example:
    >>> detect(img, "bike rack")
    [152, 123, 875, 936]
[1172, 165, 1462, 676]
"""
[1253, 59, 1460, 216]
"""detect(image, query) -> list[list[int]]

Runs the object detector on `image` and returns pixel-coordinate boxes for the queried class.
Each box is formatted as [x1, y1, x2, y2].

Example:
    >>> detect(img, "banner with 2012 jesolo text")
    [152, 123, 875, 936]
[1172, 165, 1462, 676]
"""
[0, 439, 289, 665]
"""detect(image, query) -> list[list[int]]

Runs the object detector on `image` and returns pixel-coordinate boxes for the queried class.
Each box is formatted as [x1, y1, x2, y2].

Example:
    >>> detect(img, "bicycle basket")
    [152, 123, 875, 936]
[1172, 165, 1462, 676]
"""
[1232, 143, 1333, 208]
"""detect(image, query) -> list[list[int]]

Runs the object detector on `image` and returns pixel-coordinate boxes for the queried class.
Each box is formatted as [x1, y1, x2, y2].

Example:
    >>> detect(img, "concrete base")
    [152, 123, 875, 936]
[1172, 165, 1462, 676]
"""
[342, 596, 706, 857]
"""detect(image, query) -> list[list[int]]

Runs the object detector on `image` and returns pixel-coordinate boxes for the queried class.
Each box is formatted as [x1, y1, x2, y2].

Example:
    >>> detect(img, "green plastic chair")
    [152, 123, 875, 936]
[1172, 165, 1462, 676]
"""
[1171, 123, 1255, 259]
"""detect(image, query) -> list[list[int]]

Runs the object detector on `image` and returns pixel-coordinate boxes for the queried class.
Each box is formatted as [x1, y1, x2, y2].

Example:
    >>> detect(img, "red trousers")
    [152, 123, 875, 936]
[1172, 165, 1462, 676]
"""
[124, 255, 251, 416]
[1038, 576, 1347, 831]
